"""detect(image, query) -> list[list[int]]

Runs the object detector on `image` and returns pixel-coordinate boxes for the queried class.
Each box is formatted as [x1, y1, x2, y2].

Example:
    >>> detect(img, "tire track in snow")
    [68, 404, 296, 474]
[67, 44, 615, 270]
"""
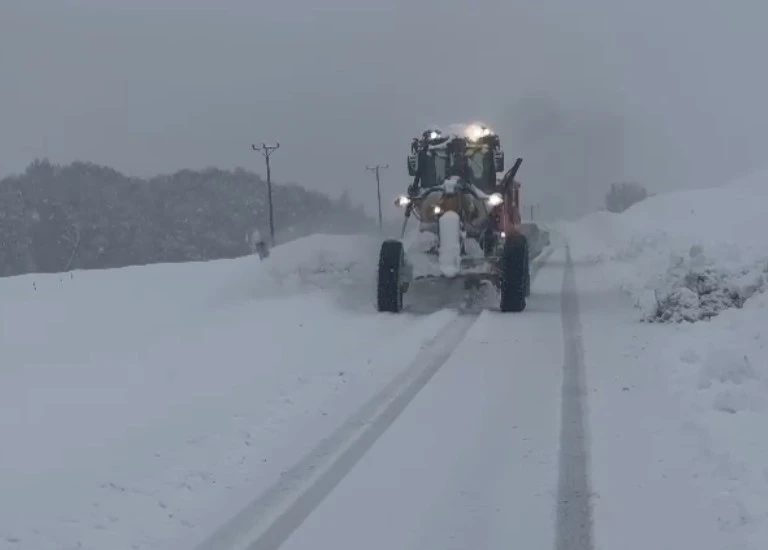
[195, 246, 556, 550]
[555, 246, 594, 550]
[194, 315, 478, 550]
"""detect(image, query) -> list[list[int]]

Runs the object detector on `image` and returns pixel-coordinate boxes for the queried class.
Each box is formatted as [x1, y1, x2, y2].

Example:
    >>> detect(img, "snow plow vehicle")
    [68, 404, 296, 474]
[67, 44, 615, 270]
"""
[377, 124, 531, 313]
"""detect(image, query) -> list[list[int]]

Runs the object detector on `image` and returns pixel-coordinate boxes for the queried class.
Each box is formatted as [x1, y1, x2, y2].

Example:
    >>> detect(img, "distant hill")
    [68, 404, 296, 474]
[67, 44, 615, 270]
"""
[0, 159, 376, 277]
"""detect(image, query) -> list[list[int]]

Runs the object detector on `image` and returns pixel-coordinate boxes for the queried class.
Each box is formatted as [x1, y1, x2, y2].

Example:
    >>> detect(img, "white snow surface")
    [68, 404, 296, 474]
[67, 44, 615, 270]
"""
[276, 259, 566, 550]
[4, 167, 768, 550]
[558, 170, 768, 548]
[0, 234, 459, 549]
[557, 170, 768, 319]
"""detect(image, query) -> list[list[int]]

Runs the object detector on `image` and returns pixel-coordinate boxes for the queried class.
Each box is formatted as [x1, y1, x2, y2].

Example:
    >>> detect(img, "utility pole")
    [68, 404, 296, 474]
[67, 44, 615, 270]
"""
[251, 142, 280, 246]
[366, 164, 388, 230]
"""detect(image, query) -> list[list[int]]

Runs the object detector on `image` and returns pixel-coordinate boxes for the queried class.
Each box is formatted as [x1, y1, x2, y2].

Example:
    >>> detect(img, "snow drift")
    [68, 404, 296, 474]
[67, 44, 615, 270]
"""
[558, 170, 768, 322]
[562, 170, 768, 547]
[217, 233, 380, 310]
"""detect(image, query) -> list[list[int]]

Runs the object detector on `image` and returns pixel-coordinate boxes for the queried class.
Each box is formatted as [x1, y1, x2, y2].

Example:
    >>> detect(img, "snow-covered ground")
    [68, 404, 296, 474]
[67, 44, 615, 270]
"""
[0, 235, 460, 549]
[558, 171, 768, 322]
[3, 170, 768, 550]
[558, 171, 768, 548]
[271, 257, 567, 550]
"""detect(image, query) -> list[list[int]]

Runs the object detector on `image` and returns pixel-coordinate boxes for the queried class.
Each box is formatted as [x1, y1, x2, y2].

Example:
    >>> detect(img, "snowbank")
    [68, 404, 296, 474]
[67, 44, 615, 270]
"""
[651, 289, 768, 547]
[215, 233, 381, 310]
[558, 170, 768, 321]
[0, 232, 457, 550]
[563, 172, 768, 547]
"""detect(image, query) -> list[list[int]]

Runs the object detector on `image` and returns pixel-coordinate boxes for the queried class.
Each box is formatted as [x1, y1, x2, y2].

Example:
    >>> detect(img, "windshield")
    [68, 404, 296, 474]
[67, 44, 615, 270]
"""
[421, 148, 487, 187]
[433, 152, 448, 182]
[419, 151, 449, 187]
[466, 149, 486, 183]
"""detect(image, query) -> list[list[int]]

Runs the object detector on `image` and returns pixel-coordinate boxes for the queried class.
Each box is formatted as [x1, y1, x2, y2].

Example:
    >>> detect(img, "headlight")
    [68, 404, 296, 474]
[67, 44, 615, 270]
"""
[487, 193, 503, 206]
[395, 195, 410, 207]
[466, 124, 492, 142]
[423, 128, 443, 141]
[433, 205, 442, 215]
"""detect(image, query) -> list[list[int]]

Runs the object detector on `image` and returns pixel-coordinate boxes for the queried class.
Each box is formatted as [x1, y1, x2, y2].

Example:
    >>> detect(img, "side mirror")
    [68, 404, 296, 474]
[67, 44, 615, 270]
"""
[493, 150, 504, 172]
[407, 154, 418, 177]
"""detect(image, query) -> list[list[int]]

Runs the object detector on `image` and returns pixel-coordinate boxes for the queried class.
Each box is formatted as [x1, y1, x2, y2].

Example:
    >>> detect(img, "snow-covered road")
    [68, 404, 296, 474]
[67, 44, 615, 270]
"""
[5, 197, 764, 550]
[0, 236, 466, 550]
[201, 239, 732, 550]
[197, 246, 595, 550]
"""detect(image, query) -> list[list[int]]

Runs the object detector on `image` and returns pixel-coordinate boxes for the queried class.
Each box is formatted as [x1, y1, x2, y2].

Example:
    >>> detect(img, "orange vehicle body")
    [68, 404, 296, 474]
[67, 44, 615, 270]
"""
[490, 163, 523, 237]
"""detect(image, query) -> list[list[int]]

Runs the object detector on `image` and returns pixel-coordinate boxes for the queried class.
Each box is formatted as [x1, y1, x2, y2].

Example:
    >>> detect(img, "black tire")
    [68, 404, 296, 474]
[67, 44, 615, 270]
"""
[523, 240, 531, 297]
[499, 234, 527, 312]
[377, 239, 405, 312]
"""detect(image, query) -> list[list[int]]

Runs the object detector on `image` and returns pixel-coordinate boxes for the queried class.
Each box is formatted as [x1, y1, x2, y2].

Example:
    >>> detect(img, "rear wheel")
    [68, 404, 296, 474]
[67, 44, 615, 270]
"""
[377, 239, 406, 312]
[499, 234, 527, 312]
[523, 239, 531, 297]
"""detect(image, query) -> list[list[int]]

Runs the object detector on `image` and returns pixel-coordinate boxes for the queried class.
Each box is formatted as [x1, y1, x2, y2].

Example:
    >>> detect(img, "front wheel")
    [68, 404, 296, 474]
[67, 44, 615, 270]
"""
[377, 239, 406, 312]
[499, 234, 528, 312]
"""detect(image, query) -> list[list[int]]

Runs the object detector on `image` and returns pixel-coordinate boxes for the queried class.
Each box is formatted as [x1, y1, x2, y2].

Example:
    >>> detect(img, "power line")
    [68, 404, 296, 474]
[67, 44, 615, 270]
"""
[366, 164, 388, 230]
[251, 142, 280, 246]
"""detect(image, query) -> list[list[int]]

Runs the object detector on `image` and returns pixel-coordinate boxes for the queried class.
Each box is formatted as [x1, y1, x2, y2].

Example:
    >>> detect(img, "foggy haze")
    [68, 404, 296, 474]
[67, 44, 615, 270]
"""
[3, 0, 768, 221]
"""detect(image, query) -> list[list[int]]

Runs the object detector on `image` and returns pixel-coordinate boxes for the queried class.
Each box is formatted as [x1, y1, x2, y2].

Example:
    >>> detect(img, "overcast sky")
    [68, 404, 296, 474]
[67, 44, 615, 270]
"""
[3, 0, 768, 219]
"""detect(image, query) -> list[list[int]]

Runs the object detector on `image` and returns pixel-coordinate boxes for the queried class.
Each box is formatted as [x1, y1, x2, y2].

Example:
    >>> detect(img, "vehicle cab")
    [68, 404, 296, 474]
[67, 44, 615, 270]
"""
[407, 125, 505, 191]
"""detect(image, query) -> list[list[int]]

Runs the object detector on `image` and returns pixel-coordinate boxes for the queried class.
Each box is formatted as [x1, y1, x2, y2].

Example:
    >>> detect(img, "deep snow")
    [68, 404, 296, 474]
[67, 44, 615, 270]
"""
[558, 171, 768, 321]
[3, 168, 768, 549]
[0, 234, 460, 549]
[559, 171, 768, 547]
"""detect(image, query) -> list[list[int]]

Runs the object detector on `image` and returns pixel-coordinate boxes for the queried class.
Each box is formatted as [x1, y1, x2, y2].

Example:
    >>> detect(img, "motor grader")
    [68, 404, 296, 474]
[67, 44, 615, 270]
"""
[376, 124, 531, 313]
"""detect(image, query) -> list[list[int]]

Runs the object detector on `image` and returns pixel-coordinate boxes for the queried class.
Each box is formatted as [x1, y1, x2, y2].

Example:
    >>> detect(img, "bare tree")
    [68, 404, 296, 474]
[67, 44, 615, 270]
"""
[62, 224, 82, 271]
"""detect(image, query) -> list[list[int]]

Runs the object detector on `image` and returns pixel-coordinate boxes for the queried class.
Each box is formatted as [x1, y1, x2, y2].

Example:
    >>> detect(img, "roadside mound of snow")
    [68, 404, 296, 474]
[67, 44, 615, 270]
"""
[209, 233, 380, 310]
[561, 174, 768, 544]
[641, 244, 767, 323]
[661, 289, 768, 546]
[265, 233, 378, 288]
[557, 171, 768, 321]
[1, 233, 382, 317]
